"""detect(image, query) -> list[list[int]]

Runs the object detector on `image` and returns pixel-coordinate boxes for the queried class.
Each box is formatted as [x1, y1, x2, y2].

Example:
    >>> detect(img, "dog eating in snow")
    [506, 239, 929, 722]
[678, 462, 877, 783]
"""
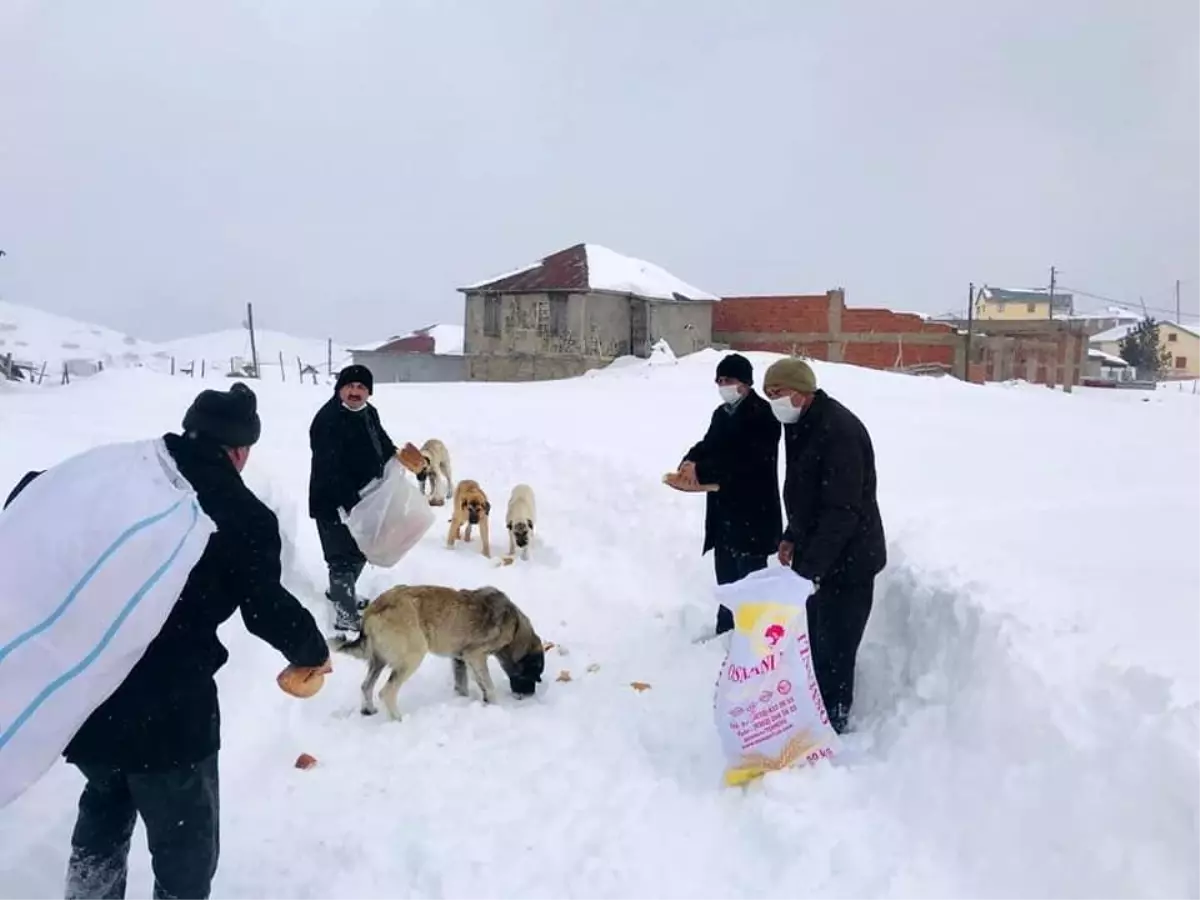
[414, 438, 453, 506]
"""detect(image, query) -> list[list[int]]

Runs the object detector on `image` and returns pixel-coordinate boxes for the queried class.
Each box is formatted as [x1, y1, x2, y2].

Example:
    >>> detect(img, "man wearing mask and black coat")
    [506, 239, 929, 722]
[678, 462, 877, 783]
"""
[677, 353, 782, 639]
[762, 357, 886, 734]
[1, 383, 333, 900]
[308, 364, 397, 632]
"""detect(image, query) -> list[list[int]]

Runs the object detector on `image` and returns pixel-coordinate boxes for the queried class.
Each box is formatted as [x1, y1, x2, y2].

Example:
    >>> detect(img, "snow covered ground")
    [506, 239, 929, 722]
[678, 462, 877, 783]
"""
[0, 351, 1197, 898]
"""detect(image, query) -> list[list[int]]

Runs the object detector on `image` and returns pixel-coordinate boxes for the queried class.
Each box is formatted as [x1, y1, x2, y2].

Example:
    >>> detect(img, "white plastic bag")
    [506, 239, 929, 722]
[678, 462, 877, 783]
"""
[341, 457, 434, 568]
[713, 566, 840, 787]
[0, 439, 217, 810]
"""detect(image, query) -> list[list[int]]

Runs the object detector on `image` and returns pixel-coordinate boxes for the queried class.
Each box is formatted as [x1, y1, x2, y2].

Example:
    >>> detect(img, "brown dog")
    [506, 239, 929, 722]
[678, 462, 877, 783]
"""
[448, 479, 491, 558]
[328, 584, 545, 719]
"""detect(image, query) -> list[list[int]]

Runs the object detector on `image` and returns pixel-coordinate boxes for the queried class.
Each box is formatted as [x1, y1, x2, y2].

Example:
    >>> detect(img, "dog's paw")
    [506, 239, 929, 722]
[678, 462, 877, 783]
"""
[360, 706, 378, 717]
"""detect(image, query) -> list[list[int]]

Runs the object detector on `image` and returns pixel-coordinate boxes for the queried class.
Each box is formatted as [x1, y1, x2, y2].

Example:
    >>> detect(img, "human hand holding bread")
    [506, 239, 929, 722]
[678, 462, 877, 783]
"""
[277, 657, 333, 698]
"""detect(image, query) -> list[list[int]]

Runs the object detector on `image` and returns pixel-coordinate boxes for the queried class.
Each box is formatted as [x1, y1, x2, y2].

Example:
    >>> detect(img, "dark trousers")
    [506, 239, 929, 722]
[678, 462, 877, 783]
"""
[316, 519, 366, 614]
[713, 546, 768, 634]
[65, 755, 219, 900]
[806, 579, 875, 734]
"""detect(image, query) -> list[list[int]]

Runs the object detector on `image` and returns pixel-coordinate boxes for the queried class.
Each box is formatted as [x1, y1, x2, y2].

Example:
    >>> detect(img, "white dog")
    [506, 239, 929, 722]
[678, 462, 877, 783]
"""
[505, 484, 537, 561]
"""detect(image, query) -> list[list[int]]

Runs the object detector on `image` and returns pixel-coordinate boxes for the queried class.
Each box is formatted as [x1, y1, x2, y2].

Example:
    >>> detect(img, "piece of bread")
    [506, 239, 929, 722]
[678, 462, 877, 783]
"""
[277, 665, 325, 698]
[662, 472, 719, 493]
[397, 443, 427, 474]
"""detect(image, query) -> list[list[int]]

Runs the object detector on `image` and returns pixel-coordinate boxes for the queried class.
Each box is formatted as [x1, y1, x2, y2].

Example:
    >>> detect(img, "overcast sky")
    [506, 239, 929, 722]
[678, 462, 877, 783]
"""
[2, 0, 1197, 344]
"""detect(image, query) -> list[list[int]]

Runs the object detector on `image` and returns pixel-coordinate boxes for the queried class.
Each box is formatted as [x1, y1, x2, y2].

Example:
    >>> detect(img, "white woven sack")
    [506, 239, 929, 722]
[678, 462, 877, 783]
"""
[0, 439, 216, 809]
[713, 566, 841, 787]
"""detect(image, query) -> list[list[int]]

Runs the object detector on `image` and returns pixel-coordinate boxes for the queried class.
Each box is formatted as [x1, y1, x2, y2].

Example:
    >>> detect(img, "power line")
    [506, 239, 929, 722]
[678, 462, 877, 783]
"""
[1056, 286, 1195, 321]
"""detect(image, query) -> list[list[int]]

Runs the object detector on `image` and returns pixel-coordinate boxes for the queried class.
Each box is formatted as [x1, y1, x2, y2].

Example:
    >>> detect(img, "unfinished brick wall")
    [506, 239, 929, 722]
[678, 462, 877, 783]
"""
[714, 290, 958, 371]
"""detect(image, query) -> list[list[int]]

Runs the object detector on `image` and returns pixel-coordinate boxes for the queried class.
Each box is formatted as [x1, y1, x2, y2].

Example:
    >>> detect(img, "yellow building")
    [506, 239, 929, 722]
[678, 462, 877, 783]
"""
[974, 286, 1074, 321]
[1090, 320, 1200, 379]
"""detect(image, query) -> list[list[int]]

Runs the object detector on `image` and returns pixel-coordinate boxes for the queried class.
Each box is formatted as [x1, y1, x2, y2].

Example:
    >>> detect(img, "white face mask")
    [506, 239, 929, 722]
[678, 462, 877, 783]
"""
[718, 385, 742, 405]
[770, 394, 802, 424]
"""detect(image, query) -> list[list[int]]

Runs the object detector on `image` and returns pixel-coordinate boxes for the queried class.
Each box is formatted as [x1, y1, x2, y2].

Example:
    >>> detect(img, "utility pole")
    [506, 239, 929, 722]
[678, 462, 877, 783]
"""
[964, 282, 975, 382]
[1048, 265, 1056, 321]
[1176, 279, 1182, 323]
[246, 302, 260, 378]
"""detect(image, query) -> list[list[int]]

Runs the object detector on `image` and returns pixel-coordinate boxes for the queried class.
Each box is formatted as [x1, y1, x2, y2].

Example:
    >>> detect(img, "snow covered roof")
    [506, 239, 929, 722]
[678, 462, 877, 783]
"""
[1087, 348, 1128, 367]
[1091, 323, 1139, 344]
[459, 243, 718, 302]
[353, 323, 464, 355]
[980, 285, 1072, 311]
[1091, 319, 1199, 345]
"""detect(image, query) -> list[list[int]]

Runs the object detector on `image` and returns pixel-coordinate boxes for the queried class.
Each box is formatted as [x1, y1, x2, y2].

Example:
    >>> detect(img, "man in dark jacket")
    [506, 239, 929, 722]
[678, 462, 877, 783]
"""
[1, 383, 333, 900]
[762, 357, 886, 734]
[308, 364, 397, 633]
[678, 353, 782, 638]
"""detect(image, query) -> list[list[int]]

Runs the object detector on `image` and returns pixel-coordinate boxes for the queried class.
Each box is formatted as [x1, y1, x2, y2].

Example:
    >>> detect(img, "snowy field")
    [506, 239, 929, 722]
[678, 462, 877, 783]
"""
[0, 350, 1197, 899]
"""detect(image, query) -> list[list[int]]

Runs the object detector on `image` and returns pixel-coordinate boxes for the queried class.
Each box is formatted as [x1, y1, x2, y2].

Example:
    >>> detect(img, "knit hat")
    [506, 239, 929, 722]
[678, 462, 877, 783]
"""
[715, 353, 753, 386]
[335, 364, 374, 395]
[763, 357, 817, 394]
[182, 382, 261, 447]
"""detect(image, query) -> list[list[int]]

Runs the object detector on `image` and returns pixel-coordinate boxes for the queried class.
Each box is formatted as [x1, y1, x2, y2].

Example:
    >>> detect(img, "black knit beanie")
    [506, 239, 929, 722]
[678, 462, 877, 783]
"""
[335, 364, 374, 395]
[182, 382, 261, 448]
[715, 353, 753, 386]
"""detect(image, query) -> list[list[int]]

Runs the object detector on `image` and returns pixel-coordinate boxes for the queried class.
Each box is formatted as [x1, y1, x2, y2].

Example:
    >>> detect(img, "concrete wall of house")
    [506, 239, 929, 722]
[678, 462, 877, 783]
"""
[464, 291, 630, 357]
[348, 350, 466, 383]
[463, 290, 714, 381]
[646, 300, 714, 356]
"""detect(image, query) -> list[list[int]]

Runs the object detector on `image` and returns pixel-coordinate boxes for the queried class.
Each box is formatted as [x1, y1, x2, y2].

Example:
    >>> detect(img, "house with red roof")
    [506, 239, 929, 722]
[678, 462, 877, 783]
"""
[457, 243, 718, 381]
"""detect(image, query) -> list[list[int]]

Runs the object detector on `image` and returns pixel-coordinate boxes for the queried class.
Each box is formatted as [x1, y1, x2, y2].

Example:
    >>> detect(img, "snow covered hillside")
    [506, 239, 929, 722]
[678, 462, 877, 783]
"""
[0, 353, 1196, 898]
[0, 299, 167, 376]
[0, 300, 350, 379]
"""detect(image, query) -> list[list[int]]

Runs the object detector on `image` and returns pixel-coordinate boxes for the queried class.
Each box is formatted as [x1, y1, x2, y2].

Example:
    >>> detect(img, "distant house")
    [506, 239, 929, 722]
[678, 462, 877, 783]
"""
[1091, 320, 1200, 379]
[974, 286, 1074, 321]
[457, 243, 718, 381]
[348, 323, 466, 383]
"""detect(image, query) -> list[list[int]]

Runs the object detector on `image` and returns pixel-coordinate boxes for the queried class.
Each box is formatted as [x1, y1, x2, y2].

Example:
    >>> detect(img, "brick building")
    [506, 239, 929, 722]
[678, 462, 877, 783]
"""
[714, 289, 1087, 389]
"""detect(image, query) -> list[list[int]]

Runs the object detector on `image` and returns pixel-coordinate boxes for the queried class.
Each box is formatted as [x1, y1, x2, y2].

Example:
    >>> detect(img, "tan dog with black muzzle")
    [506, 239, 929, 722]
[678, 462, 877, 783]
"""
[447, 479, 492, 558]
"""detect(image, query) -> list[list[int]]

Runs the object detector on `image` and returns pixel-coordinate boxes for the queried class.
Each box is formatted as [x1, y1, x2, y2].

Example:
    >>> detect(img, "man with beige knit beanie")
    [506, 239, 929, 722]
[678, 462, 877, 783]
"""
[761, 357, 886, 734]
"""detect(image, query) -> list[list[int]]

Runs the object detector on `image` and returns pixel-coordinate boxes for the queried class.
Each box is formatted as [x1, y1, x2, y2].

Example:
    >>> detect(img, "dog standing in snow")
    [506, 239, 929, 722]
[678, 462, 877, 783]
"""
[448, 479, 492, 557]
[505, 484, 536, 561]
[414, 439, 453, 506]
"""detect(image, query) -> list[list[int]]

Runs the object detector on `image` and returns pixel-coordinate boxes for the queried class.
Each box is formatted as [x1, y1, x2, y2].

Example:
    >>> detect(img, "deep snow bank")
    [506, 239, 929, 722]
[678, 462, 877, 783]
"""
[0, 353, 1196, 898]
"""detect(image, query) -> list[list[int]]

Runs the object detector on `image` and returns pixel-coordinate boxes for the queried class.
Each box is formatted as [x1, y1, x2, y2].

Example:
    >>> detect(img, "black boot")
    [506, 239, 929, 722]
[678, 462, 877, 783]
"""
[328, 564, 365, 633]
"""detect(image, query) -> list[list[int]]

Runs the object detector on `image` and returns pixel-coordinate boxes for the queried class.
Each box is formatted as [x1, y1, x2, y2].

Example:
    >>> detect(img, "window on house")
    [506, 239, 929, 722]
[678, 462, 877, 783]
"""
[483, 294, 502, 338]
[1026, 302, 1036, 313]
[549, 296, 569, 337]
[1167, 333, 1178, 342]
[1176, 356, 1188, 369]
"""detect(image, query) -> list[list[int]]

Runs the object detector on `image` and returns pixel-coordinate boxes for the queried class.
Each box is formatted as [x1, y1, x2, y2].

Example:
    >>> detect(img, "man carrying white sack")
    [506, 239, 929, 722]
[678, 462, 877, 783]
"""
[4, 383, 332, 900]
[762, 358, 887, 735]
[307, 364, 398, 634]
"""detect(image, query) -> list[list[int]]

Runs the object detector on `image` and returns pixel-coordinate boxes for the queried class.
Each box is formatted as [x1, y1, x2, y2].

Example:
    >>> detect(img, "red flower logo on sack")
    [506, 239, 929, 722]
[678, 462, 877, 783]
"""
[764, 623, 785, 647]
[777, 680, 793, 696]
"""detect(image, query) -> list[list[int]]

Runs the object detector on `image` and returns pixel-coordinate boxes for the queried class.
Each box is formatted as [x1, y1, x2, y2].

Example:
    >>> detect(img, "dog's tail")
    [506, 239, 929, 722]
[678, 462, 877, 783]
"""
[327, 631, 370, 660]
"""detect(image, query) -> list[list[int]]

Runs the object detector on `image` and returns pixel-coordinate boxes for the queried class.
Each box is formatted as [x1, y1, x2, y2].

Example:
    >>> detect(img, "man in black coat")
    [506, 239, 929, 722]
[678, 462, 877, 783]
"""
[308, 364, 397, 633]
[762, 357, 886, 734]
[3, 383, 332, 900]
[677, 353, 782, 637]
